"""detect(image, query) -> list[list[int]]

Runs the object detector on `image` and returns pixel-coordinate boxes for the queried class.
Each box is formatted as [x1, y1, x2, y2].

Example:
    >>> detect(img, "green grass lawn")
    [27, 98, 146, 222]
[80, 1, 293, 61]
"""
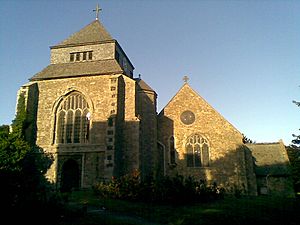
[59, 190, 300, 225]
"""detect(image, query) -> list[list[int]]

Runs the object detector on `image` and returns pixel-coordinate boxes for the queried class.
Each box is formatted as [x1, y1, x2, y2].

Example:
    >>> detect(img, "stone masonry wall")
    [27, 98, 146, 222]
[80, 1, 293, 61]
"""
[121, 76, 140, 174]
[137, 88, 158, 178]
[50, 42, 115, 64]
[34, 74, 125, 186]
[158, 84, 249, 193]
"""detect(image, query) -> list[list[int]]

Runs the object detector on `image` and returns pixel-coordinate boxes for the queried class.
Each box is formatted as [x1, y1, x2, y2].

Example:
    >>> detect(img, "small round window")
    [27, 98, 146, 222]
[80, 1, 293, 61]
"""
[180, 110, 195, 125]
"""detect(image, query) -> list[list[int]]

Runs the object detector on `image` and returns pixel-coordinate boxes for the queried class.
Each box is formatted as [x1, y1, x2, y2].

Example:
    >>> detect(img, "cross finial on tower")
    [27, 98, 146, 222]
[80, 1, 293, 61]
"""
[183, 75, 189, 83]
[93, 3, 102, 20]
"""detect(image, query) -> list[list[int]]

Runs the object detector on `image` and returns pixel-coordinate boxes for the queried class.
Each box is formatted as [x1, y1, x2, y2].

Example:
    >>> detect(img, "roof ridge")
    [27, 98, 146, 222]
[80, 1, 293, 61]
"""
[247, 142, 281, 146]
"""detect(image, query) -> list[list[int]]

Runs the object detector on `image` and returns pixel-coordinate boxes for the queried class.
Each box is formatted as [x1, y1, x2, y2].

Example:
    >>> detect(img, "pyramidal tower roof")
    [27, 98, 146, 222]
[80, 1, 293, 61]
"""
[52, 19, 113, 48]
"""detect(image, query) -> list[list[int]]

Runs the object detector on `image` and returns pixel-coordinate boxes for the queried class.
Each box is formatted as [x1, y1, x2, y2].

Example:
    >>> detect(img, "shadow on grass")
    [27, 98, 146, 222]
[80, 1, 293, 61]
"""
[58, 190, 300, 225]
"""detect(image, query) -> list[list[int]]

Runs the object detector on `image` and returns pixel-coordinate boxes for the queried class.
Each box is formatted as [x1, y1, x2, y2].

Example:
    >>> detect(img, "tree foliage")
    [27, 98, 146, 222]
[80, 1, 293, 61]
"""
[293, 100, 300, 107]
[291, 99, 300, 146]
[0, 127, 30, 172]
[287, 97, 300, 193]
[287, 146, 300, 193]
[242, 133, 254, 144]
[93, 170, 225, 204]
[0, 95, 60, 223]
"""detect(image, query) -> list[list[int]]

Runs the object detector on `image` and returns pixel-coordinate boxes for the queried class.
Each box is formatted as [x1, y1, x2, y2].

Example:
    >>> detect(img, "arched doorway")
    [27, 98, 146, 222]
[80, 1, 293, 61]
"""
[61, 159, 80, 192]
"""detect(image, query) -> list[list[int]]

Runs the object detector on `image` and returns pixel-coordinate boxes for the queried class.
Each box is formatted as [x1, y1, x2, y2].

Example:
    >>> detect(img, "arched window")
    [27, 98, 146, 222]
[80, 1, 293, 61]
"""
[169, 136, 176, 164]
[185, 134, 209, 167]
[55, 92, 90, 144]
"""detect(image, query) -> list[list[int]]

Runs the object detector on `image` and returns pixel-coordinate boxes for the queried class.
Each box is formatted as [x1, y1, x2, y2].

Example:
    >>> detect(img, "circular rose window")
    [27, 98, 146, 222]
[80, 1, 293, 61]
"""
[180, 110, 195, 125]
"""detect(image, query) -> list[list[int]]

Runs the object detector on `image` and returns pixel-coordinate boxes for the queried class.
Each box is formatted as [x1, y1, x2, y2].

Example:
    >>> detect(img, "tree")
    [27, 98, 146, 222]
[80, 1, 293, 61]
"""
[0, 95, 59, 223]
[242, 133, 254, 144]
[292, 99, 300, 146]
[287, 146, 300, 193]
[287, 98, 300, 194]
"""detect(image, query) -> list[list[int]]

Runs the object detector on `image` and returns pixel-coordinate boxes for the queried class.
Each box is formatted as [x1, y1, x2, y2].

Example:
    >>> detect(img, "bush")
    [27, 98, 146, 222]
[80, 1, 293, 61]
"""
[93, 171, 225, 204]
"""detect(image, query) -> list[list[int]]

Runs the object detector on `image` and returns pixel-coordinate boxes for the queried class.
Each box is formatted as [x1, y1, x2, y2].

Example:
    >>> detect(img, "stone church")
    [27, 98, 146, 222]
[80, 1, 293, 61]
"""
[16, 13, 294, 196]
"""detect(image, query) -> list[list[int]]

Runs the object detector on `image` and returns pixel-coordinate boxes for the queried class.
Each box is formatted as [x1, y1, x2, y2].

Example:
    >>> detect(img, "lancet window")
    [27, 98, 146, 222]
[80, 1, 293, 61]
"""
[169, 136, 176, 164]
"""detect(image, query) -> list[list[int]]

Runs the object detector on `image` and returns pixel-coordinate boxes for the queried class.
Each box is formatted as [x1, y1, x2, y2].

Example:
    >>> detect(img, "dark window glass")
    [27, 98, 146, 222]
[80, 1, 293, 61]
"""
[169, 136, 176, 164]
[194, 144, 201, 167]
[66, 111, 73, 143]
[202, 143, 210, 167]
[88, 51, 92, 60]
[186, 144, 193, 167]
[58, 111, 65, 143]
[55, 92, 90, 144]
[70, 53, 75, 62]
[74, 110, 81, 143]
[82, 52, 87, 60]
[180, 110, 195, 125]
[185, 134, 209, 167]
[82, 111, 90, 143]
[76, 52, 80, 61]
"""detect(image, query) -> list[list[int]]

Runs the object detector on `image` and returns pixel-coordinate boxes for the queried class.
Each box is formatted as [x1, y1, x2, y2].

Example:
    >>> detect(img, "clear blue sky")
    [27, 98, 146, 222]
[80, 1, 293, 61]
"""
[0, 0, 299, 145]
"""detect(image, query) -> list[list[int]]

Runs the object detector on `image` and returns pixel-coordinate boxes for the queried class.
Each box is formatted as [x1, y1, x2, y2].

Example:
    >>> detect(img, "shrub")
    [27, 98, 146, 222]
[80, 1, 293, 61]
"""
[93, 172, 225, 204]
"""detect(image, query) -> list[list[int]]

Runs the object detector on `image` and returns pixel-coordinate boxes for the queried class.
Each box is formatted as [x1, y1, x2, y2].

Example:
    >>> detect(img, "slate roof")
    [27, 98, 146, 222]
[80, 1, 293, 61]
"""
[52, 20, 113, 48]
[246, 142, 291, 176]
[134, 78, 156, 93]
[30, 59, 123, 81]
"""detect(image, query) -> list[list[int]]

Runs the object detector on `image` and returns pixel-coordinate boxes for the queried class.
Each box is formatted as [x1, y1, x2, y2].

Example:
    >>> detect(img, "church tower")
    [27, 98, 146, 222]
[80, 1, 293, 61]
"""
[17, 6, 157, 191]
[15, 5, 294, 196]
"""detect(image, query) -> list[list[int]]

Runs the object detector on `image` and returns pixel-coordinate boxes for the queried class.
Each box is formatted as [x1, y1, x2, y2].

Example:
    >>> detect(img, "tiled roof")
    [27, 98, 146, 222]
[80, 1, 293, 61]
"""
[30, 59, 123, 81]
[52, 20, 113, 48]
[246, 142, 291, 176]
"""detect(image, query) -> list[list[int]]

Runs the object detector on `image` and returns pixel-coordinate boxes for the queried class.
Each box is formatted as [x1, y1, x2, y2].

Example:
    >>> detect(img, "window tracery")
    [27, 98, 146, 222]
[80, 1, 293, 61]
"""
[186, 134, 209, 167]
[55, 92, 90, 144]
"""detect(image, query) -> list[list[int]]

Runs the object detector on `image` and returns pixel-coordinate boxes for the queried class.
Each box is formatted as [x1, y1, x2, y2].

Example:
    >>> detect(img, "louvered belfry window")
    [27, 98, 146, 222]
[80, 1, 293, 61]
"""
[55, 92, 90, 144]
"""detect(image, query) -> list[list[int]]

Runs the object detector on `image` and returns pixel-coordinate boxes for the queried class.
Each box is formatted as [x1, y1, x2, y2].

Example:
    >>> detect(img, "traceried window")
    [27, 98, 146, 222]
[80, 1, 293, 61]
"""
[186, 134, 209, 167]
[55, 92, 91, 144]
[169, 136, 176, 164]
